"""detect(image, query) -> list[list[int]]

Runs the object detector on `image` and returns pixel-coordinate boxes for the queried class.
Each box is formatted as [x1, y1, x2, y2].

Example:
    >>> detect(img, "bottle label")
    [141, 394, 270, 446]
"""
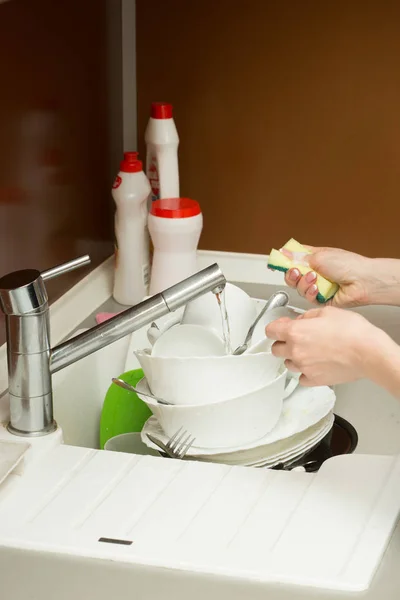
[146, 219, 154, 268]
[112, 175, 122, 189]
[143, 263, 150, 287]
[148, 156, 160, 201]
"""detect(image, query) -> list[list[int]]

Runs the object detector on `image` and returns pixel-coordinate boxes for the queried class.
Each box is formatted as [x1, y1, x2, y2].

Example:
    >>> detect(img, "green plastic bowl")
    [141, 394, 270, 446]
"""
[99, 369, 152, 449]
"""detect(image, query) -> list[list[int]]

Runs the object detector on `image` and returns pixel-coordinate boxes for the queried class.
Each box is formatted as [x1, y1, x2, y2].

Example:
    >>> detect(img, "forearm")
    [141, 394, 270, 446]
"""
[366, 329, 400, 398]
[367, 259, 400, 306]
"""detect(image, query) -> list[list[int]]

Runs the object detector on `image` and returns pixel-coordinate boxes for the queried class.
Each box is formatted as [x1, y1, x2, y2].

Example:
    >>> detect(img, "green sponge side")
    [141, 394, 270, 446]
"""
[316, 292, 330, 304]
[267, 263, 288, 273]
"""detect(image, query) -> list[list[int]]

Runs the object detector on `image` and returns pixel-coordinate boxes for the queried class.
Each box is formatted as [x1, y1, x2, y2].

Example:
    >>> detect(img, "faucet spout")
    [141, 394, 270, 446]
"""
[51, 263, 225, 373]
[0, 260, 225, 437]
[51, 294, 168, 374]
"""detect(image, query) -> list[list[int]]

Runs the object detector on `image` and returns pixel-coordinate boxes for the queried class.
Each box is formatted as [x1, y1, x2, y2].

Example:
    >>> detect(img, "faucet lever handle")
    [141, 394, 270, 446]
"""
[0, 255, 91, 316]
[41, 255, 91, 282]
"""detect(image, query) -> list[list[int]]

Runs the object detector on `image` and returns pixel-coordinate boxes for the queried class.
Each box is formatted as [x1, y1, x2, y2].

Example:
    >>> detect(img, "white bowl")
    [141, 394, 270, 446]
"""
[252, 305, 304, 346]
[181, 282, 257, 350]
[151, 323, 226, 358]
[247, 337, 274, 354]
[135, 348, 283, 405]
[146, 314, 181, 346]
[136, 369, 297, 449]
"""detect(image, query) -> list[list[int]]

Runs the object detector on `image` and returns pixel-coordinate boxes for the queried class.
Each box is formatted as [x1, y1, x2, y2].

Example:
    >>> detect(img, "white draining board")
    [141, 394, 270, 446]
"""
[0, 445, 399, 592]
[0, 440, 30, 485]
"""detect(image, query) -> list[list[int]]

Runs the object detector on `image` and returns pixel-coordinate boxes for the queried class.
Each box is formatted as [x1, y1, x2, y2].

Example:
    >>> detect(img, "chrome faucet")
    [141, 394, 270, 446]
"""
[0, 256, 226, 437]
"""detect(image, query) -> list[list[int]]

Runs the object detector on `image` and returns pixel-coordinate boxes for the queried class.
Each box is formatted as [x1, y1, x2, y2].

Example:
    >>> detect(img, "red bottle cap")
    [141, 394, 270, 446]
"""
[150, 198, 201, 219]
[151, 102, 173, 119]
[119, 151, 142, 173]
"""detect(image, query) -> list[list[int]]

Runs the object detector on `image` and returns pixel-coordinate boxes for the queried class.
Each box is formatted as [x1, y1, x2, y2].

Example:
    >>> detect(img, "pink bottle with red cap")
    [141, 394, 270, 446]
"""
[112, 151, 151, 305]
[148, 198, 203, 294]
[145, 102, 180, 201]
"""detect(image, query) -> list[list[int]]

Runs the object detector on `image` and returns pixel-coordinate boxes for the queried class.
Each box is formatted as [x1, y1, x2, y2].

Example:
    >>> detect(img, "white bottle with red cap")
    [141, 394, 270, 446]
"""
[148, 198, 203, 294]
[112, 151, 151, 305]
[145, 102, 180, 201]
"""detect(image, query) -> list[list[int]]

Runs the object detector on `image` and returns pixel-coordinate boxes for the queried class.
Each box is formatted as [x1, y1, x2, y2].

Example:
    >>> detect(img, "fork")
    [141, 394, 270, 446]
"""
[147, 427, 196, 459]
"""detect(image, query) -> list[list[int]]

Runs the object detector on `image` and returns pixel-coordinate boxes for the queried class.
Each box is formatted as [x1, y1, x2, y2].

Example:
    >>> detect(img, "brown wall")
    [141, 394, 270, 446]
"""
[0, 0, 120, 342]
[137, 0, 400, 258]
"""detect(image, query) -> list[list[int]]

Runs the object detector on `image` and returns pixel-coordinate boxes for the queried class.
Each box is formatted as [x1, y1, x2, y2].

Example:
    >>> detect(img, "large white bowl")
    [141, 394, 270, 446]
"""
[134, 348, 283, 405]
[136, 369, 297, 449]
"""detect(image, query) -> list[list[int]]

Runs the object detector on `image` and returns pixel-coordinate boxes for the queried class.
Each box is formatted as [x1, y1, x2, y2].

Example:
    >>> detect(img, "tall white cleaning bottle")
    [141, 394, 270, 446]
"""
[112, 151, 151, 305]
[145, 102, 179, 201]
[148, 198, 203, 294]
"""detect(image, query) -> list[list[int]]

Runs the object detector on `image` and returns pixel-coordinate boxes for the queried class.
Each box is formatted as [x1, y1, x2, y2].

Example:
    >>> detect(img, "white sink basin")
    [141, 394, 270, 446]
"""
[53, 331, 130, 449]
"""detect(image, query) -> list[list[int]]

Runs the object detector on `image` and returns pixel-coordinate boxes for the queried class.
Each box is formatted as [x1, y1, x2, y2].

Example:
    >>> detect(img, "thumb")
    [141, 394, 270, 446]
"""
[297, 308, 324, 320]
[307, 248, 341, 281]
[265, 317, 293, 341]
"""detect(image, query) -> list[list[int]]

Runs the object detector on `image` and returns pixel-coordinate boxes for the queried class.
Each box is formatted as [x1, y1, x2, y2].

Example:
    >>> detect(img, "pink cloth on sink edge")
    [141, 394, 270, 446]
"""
[95, 312, 119, 325]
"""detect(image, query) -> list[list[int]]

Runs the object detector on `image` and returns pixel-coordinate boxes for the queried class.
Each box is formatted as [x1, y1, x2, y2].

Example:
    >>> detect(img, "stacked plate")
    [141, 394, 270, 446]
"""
[141, 384, 336, 468]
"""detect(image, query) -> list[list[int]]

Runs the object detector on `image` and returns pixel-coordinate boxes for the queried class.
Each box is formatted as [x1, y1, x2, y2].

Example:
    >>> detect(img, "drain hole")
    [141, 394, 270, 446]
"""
[98, 537, 133, 546]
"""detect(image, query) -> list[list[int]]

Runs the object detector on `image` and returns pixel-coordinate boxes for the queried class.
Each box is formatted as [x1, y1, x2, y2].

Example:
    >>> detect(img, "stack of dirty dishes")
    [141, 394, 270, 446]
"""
[136, 283, 336, 466]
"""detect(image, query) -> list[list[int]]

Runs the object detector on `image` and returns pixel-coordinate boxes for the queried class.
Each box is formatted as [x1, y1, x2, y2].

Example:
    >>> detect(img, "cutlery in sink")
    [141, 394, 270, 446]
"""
[147, 427, 196, 459]
[111, 377, 173, 406]
[232, 290, 289, 355]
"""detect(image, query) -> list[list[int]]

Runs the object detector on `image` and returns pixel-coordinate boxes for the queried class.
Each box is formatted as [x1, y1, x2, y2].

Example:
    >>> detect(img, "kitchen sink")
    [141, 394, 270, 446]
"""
[52, 279, 400, 457]
[2, 253, 400, 600]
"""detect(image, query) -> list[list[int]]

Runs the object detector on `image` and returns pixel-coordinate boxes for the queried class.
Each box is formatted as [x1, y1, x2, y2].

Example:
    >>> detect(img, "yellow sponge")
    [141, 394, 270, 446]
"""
[268, 238, 338, 304]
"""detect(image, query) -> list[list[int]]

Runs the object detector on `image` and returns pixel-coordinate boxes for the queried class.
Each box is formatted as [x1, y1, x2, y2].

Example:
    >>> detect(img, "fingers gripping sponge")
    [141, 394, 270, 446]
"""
[268, 238, 339, 304]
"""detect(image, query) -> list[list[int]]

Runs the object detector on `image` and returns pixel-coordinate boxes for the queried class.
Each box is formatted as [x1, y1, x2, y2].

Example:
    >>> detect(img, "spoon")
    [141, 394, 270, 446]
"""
[232, 290, 289, 355]
[111, 377, 173, 406]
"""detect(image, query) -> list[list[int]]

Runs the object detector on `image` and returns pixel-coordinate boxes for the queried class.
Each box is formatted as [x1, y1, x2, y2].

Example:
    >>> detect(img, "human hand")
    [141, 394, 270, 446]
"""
[265, 306, 382, 387]
[282, 246, 374, 308]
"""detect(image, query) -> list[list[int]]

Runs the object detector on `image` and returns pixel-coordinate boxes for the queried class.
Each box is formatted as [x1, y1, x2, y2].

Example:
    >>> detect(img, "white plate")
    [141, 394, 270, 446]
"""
[245, 414, 334, 467]
[141, 384, 336, 457]
[186, 414, 334, 468]
[217, 412, 334, 467]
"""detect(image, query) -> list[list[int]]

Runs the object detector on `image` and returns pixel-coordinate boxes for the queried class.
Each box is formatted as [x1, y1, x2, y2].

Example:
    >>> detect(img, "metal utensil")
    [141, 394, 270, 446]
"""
[111, 377, 173, 406]
[146, 434, 174, 457]
[232, 290, 289, 355]
[147, 427, 196, 459]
